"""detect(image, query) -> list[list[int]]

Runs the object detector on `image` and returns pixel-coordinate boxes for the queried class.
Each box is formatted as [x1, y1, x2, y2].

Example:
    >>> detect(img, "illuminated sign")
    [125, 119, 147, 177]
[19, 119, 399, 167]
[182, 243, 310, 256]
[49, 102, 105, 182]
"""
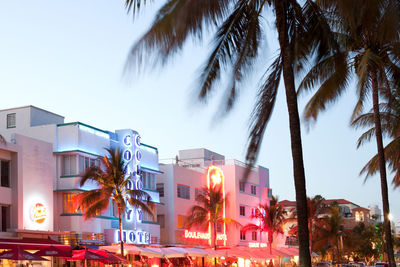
[248, 242, 267, 248]
[184, 230, 227, 241]
[206, 166, 226, 246]
[115, 229, 150, 244]
[31, 203, 47, 224]
[207, 166, 224, 186]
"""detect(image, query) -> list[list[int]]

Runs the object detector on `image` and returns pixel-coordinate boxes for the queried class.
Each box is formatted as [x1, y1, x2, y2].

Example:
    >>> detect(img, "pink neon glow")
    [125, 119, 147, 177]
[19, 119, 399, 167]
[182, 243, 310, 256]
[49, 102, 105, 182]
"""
[207, 166, 226, 246]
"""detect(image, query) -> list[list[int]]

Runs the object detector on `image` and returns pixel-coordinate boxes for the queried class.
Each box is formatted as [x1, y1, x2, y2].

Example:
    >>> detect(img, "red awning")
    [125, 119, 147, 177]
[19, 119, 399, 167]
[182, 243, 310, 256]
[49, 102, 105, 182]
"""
[0, 238, 70, 251]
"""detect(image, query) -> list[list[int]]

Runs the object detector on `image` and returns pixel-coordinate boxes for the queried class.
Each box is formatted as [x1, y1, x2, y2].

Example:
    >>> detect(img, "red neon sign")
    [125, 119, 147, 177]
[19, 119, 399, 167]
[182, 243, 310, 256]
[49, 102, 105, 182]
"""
[184, 230, 227, 241]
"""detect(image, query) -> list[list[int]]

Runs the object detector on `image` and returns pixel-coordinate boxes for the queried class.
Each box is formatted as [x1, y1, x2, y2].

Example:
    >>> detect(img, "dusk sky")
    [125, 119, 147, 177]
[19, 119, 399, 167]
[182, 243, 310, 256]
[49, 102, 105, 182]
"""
[0, 1, 399, 223]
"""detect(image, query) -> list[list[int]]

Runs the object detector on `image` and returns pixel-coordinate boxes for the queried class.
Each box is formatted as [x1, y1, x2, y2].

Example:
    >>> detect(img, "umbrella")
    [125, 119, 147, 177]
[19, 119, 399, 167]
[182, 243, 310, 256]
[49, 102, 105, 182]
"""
[0, 247, 49, 261]
[34, 246, 71, 257]
[88, 249, 127, 263]
[71, 250, 108, 260]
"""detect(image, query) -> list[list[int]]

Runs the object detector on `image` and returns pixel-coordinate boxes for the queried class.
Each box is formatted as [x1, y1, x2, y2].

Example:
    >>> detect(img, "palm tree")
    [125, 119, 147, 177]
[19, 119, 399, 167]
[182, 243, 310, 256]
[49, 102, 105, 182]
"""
[352, 92, 400, 187]
[287, 195, 327, 253]
[76, 147, 154, 257]
[186, 185, 240, 251]
[313, 205, 344, 263]
[242, 196, 285, 254]
[123, 1, 336, 265]
[298, 1, 400, 265]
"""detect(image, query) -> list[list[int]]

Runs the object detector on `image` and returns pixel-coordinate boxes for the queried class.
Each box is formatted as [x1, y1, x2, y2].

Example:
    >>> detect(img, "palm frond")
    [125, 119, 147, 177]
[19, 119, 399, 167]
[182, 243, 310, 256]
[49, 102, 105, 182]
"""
[244, 53, 281, 175]
[126, 0, 229, 70]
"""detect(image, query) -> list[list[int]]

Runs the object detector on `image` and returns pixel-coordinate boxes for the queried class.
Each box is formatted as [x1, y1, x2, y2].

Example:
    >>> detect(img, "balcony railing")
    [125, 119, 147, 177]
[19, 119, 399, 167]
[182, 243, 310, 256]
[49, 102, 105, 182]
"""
[58, 232, 104, 247]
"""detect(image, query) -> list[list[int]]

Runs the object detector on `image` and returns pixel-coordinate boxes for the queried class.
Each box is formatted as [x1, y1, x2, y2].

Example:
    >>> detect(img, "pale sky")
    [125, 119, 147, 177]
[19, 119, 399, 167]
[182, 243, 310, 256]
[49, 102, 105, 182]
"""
[0, 1, 399, 224]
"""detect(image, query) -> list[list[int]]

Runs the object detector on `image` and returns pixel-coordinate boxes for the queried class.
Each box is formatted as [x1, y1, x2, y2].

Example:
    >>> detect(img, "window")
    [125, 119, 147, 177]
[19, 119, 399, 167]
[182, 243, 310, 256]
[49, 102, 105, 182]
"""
[157, 215, 165, 228]
[177, 215, 188, 229]
[177, 184, 190, 200]
[1, 206, 10, 232]
[239, 182, 245, 192]
[156, 183, 164, 197]
[6, 113, 16, 128]
[195, 188, 205, 199]
[141, 172, 156, 190]
[63, 193, 82, 214]
[216, 223, 223, 233]
[62, 155, 77, 176]
[240, 231, 246, 241]
[78, 155, 99, 173]
[268, 189, 272, 198]
[1, 161, 10, 187]
[252, 232, 257, 241]
[251, 185, 256, 195]
[240, 206, 245, 216]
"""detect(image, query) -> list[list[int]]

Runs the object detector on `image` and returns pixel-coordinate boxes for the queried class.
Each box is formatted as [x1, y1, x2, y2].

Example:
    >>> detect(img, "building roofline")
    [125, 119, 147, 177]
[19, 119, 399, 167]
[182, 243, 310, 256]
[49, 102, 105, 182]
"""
[0, 105, 65, 118]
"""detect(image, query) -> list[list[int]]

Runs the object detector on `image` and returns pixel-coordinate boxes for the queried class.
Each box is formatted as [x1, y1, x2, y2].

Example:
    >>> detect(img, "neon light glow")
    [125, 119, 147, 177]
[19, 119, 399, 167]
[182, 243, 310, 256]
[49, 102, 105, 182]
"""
[31, 203, 47, 224]
[249, 242, 267, 248]
[184, 230, 227, 241]
[206, 166, 226, 246]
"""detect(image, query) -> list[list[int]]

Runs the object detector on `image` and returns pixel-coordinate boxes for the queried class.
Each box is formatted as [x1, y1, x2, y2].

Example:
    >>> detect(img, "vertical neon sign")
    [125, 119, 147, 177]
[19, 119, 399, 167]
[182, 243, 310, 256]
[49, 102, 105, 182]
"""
[207, 166, 226, 246]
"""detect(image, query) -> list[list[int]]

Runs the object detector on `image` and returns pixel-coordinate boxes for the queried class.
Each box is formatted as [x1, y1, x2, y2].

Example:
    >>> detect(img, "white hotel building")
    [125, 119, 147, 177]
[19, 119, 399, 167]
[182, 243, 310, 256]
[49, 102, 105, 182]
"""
[0, 106, 161, 246]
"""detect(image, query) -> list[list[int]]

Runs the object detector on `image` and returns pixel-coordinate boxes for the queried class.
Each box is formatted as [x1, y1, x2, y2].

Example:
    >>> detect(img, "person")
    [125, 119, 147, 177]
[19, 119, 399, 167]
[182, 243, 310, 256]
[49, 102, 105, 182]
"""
[268, 259, 274, 267]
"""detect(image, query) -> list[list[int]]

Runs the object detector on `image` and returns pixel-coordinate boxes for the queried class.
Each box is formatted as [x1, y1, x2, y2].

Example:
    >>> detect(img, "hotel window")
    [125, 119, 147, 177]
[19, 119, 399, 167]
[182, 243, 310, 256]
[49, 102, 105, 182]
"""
[157, 215, 165, 228]
[156, 183, 164, 197]
[141, 172, 156, 190]
[355, 211, 360, 221]
[252, 231, 257, 241]
[63, 193, 81, 214]
[267, 188, 272, 199]
[195, 188, 205, 200]
[6, 113, 16, 128]
[251, 185, 256, 195]
[62, 155, 77, 176]
[78, 156, 99, 174]
[177, 215, 188, 229]
[177, 184, 190, 200]
[240, 206, 245, 216]
[1, 206, 10, 232]
[239, 182, 245, 192]
[240, 231, 246, 241]
[1, 161, 10, 187]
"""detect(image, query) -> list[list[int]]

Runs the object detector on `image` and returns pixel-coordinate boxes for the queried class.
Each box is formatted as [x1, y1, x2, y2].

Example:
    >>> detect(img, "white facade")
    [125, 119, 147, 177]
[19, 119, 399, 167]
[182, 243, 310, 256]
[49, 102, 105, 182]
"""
[157, 148, 273, 248]
[368, 204, 382, 222]
[0, 106, 161, 245]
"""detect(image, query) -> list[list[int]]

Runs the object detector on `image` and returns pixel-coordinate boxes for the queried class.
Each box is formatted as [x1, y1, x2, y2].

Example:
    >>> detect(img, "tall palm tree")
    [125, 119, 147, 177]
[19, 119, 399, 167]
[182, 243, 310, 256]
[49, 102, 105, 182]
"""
[124, 1, 336, 265]
[242, 196, 285, 254]
[76, 147, 154, 257]
[352, 92, 400, 187]
[287, 195, 327, 253]
[298, 1, 400, 265]
[186, 185, 240, 251]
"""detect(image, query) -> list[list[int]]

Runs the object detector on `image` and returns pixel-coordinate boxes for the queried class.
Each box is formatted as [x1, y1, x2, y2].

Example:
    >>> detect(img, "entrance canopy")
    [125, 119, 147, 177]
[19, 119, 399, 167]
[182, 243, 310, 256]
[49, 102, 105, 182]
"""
[0, 238, 70, 251]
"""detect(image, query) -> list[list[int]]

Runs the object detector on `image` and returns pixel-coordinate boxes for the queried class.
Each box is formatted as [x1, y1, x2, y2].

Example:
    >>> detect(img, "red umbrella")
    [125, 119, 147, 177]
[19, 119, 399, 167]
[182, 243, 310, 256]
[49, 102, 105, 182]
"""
[88, 249, 128, 263]
[71, 250, 108, 260]
[0, 247, 49, 261]
[34, 246, 72, 257]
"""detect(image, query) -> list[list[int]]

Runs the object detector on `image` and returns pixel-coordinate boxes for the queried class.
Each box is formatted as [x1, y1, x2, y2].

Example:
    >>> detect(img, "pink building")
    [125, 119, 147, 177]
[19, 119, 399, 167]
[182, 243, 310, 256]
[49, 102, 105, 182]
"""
[156, 148, 273, 248]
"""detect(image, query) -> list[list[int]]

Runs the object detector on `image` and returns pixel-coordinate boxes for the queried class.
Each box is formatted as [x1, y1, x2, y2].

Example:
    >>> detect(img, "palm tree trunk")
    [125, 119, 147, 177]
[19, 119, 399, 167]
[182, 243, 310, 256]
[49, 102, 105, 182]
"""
[309, 221, 312, 255]
[269, 231, 273, 255]
[118, 206, 125, 258]
[371, 71, 396, 267]
[275, 1, 311, 267]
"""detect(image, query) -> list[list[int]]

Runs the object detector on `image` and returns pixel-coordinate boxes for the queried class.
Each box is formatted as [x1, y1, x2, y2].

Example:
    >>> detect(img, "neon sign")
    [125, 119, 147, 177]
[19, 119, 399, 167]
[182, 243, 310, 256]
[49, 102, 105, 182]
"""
[206, 166, 226, 246]
[248, 242, 267, 248]
[184, 230, 227, 241]
[115, 230, 150, 244]
[31, 203, 47, 224]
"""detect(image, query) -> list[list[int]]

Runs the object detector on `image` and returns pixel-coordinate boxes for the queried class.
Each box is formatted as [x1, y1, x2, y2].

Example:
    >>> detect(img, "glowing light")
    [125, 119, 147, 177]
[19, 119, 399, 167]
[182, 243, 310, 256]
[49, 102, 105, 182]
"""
[31, 203, 47, 224]
[184, 230, 227, 241]
[388, 213, 394, 221]
[207, 166, 224, 186]
[206, 166, 226, 246]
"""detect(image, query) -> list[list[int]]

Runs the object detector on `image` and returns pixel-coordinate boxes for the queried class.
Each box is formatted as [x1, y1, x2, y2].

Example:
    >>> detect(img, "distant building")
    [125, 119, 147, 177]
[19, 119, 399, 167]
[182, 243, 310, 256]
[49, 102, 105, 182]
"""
[156, 148, 273, 248]
[368, 204, 382, 222]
